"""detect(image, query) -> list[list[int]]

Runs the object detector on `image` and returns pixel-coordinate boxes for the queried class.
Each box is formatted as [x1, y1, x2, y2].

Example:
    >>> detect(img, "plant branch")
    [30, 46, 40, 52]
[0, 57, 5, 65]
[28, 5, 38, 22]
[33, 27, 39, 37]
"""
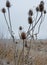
[38, 14, 45, 34]
[27, 13, 42, 38]
[27, 24, 31, 38]
[8, 8, 12, 35]
[4, 13, 10, 32]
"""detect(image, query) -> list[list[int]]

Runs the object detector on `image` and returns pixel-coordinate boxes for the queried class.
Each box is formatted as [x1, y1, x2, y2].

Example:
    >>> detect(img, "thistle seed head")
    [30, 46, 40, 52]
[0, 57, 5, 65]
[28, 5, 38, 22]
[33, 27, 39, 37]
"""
[40, 1, 44, 5]
[2, 8, 6, 13]
[39, 3, 44, 12]
[28, 9, 33, 16]
[21, 32, 26, 39]
[44, 10, 46, 14]
[36, 7, 39, 12]
[19, 26, 22, 30]
[28, 16, 33, 24]
[6, 1, 11, 8]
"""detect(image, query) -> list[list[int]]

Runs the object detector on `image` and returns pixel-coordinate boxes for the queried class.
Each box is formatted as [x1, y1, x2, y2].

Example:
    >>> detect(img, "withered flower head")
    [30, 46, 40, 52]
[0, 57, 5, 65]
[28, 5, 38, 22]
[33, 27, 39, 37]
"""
[28, 9, 33, 16]
[39, 3, 44, 12]
[21, 32, 26, 39]
[6, 1, 11, 8]
[36, 7, 39, 12]
[2, 8, 6, 13]
[40, 1, 44, 5]
[28, 16, 32, 24]
[19, 26, 22, 30]
[44, 10, 46, 14]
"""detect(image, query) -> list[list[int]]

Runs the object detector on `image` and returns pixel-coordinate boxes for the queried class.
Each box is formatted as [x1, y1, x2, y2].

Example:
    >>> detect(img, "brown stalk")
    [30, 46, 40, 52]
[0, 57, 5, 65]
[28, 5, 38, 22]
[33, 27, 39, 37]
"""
[7, 8, 12, 35]
[26, 39, 31, 65]
[4, 13, 10, 32]
[32, 21, 34, 40]
[33, 13, 45, 39]
[7, 6, 17, 65]
[22, 39, 25, 65]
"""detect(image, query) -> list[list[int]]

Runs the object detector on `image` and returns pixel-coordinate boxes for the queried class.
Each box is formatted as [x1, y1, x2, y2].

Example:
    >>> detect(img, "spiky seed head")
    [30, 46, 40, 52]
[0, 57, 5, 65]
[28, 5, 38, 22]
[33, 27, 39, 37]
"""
[2, 8, 6, 13]
[40, 1, 44, 5]
[19, 26, 22, 30]
[21, 32, 26, 39]
[39, 3, 44, 12]
[36, 7, 39, 12]
[28, 9, 33, 16]
[6, 1, 11, 8]
[28, 17, 32, 24]
[44, 10, 46, 14]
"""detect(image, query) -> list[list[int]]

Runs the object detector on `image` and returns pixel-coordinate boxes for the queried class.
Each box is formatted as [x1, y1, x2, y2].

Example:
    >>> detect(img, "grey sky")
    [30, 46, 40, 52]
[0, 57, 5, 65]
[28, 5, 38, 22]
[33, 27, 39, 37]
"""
[0, 0, 47, 39]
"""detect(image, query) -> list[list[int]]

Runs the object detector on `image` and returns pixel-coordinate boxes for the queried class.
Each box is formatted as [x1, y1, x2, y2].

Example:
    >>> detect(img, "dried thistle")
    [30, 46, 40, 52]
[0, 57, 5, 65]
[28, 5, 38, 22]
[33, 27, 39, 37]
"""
[28, 9, 33, 16]
[6, 1, 11, 8]
[44, 10, 46, 14]
[19, 26, 22, 30]
[21, 32, 26, 39]
[28, 16, 32, 24]
[39, 3, 44, 12]
[2, 8, 6, 13]
[36, 7, 39, 12]
[40, 1, 44, 5]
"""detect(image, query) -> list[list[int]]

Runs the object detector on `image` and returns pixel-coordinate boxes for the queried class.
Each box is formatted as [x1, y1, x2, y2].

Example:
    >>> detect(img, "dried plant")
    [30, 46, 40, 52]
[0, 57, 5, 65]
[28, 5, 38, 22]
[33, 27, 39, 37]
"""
[19, 26, 22, 31]
[1, 0, 47, 65]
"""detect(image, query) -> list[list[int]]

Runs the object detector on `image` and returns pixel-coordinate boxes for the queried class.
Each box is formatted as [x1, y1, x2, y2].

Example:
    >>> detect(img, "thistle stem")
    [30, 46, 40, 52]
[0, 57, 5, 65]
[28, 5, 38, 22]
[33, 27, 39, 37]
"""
[32, 21, 34, 40]
[8, 8, 12, 35]
[23, 39, 24, 65]
[4, 13, 10, 32]
[33, 12, 38, 32]
[30, 13, 42, 32]
[27, 24, 31, 38]
[27, 14, 42, 38]
[38, 13, 45, 34]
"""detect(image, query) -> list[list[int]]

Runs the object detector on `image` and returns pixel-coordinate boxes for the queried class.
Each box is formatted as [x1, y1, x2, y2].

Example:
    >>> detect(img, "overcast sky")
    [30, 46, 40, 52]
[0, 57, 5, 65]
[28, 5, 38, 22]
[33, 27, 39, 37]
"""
[0, 0, 47, 39]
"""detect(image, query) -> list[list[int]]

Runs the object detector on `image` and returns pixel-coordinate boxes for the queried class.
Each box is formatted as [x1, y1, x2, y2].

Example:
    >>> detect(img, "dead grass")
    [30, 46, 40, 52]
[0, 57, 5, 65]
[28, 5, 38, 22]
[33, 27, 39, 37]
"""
[0, 40, 47, 65]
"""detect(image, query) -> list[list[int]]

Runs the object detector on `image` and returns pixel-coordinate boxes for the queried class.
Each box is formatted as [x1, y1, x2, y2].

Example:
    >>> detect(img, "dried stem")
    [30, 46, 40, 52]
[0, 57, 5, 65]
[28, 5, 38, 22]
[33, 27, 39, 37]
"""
[35, 12, 38, 24]
[4, 7, 17, 65]
[27, 13, 42, 38]
[4, 13, 10, 32]
[38, 13, 45, 34]
[22, 39, 24, 65]
[32, 21, 34, 40]
[30, 13, 42, 31]
[7, 8, 12, 35]
[27, 24, 31, 33]
[27, 24, 31, 38]
[26, 39, 31, 65]
[33, 12, 38, 32]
